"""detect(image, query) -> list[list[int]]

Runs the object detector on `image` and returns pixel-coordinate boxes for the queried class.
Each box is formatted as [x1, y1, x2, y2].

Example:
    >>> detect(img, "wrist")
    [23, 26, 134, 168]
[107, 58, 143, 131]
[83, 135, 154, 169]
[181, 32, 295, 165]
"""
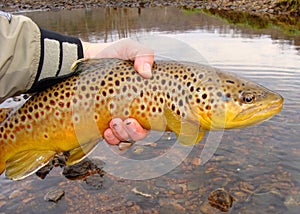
[81, 41, 111, 58]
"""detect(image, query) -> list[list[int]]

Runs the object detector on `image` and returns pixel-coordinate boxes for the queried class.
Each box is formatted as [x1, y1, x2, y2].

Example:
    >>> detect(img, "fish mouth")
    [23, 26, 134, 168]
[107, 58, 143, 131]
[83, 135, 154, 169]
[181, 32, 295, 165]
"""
[232, 95, 284, 127]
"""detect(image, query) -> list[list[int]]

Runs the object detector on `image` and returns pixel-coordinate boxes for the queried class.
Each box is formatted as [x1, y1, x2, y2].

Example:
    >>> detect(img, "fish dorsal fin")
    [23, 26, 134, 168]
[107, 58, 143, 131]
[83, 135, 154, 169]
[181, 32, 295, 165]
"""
[0, 108, 13, 124]
[5, 150, 56, 180]
[164, 107, 205, 146]
[66, 140, 99, 166]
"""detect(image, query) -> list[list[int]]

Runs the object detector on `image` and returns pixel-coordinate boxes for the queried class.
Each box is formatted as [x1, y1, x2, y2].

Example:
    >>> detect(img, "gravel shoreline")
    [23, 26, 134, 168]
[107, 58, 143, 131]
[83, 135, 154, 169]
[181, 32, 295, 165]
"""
[1, 0, 299, 16]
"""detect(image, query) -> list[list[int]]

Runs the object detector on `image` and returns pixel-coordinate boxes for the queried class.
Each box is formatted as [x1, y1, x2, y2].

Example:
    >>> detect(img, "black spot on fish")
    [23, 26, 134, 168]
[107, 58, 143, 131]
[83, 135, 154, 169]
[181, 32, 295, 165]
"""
[132, 86, 138, 93]
[137, 76, 142, 82]
[171, 104, 176, 111]
[160, 97, 164, 104]
[226, 80, 235, 84]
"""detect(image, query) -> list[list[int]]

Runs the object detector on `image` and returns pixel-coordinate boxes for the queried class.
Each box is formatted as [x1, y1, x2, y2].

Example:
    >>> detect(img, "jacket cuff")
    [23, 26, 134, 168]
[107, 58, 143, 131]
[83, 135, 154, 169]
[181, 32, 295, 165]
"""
[29, 28, 83, 92]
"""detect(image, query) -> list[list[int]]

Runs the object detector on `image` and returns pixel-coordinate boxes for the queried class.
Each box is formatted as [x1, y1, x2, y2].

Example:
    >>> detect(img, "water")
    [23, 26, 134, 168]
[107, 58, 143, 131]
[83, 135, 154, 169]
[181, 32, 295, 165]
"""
[1, 7, 300, 213]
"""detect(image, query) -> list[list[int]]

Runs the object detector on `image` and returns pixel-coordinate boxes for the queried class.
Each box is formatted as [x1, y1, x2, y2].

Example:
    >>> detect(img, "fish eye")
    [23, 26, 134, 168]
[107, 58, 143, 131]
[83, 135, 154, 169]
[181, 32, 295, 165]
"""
[241, 92, 255, 104]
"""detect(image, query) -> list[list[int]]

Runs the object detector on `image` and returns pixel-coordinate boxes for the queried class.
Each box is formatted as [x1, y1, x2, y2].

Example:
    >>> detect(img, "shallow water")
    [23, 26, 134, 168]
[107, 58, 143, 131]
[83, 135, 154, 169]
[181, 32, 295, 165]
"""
[1, 7, 300, 213]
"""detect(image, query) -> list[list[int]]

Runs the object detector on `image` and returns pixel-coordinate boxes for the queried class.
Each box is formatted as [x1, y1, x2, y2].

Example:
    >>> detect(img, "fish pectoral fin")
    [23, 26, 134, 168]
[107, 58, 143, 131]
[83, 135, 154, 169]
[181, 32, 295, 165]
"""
[5, 150, 56, 180]
[66, 140, 99, 166]
[176, 131, 205, 146]
[164, 107, 204, 145]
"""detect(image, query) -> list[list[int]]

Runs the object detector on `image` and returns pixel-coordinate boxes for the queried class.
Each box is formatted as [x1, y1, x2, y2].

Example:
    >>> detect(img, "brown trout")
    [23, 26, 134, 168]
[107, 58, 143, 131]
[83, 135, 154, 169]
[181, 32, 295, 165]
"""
[0, 58, 283, 180]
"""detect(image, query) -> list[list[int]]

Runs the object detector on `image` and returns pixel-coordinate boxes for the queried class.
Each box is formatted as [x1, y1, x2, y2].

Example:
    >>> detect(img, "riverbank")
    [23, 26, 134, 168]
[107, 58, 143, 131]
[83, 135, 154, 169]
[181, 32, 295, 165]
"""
[1, 0, 299, 16]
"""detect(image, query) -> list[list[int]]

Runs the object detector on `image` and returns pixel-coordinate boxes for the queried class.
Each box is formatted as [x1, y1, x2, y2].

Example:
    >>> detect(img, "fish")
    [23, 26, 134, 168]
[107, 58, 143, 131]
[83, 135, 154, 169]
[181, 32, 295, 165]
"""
[0, 58, 283, 180]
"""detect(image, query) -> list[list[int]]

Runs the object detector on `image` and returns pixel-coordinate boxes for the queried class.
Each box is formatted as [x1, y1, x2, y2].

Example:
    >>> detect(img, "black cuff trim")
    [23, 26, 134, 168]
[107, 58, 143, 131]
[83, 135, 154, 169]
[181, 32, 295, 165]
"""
[30, 28, 83, 93]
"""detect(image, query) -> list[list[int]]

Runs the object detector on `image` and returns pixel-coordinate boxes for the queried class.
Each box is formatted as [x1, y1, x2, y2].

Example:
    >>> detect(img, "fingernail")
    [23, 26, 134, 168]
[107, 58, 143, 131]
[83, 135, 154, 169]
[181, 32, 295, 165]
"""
[143, 63, 152, 78]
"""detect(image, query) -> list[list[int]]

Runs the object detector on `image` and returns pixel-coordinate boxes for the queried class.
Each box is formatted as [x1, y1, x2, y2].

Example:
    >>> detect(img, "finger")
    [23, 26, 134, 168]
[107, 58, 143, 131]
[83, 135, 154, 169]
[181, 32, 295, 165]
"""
[104, 128, 120, 145]
[124, 118, 149, 141]
[116, 39, 154, 78]
[134, 56, 154, 79]
[109, 118, 130, 141]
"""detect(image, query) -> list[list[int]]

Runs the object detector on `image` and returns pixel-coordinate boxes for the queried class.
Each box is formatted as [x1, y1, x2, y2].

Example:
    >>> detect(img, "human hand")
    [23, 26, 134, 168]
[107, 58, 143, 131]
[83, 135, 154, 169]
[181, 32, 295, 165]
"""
[103, 118, 149, 145]
[81, 38, 153, 145]
[82, 38, 154, 78]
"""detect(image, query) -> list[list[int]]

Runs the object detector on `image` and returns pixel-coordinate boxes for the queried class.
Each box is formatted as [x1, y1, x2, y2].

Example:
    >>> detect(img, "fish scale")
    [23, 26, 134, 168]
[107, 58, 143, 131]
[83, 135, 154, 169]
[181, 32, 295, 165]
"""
[0, 58, 283, 180]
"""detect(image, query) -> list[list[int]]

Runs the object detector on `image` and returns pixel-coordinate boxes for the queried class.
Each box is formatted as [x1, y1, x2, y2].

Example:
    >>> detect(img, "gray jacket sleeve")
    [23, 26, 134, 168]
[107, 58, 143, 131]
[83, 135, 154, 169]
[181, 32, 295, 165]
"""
[0, 11, 83, 103]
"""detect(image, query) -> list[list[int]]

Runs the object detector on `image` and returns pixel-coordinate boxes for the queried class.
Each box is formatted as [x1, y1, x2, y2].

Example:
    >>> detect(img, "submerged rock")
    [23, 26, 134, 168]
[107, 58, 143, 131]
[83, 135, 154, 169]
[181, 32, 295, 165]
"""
[44, 189, 65, 203]
[208, 188, 235, 212]
[62, 158, 105, 180]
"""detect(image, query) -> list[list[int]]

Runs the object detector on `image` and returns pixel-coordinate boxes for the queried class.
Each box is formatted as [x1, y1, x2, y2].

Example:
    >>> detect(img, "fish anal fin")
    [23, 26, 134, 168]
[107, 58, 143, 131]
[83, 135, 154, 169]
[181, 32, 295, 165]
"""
[6, 150, 56, 180]
[66, 141, 99, 166]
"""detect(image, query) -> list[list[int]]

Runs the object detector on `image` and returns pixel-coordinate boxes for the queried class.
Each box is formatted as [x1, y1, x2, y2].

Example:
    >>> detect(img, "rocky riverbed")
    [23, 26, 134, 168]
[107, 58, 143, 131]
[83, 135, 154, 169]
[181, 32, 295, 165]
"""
[1, 0, 299, 16]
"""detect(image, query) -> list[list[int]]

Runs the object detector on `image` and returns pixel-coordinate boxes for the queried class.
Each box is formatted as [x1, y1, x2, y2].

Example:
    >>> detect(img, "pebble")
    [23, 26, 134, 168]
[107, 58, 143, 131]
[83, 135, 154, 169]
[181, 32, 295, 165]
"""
[44, 189, 65, 203]
[133, 145, 144, 154]
[8, 190, 22, 199]
[207, 188, 235, 212]
[0, 201, 6, 209]
[118, 141, 134, 150]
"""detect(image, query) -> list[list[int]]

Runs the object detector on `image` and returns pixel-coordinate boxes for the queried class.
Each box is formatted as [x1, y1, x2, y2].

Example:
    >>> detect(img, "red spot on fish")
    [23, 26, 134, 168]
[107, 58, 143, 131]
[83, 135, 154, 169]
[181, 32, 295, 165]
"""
[50, 100, 56, 106]
[59, 102, 64, 108]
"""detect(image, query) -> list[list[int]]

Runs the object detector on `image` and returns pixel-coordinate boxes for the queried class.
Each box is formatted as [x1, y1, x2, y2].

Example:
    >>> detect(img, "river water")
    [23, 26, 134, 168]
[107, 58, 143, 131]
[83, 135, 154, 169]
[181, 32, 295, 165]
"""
[0, 7, 300, 213]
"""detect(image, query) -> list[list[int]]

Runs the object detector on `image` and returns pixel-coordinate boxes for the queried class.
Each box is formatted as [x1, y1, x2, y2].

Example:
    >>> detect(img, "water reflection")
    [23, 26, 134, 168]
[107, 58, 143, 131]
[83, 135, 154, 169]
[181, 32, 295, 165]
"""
[1, 7, 300, 213]
[24, 7, 300, 46]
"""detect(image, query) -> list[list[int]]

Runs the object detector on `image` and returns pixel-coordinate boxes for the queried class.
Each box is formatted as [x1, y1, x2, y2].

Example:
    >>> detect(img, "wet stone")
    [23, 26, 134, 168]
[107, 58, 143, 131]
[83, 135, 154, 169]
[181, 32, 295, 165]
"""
[84, 174, 105, 190]
[62, 158, 105, 180]
[44, 189, 65, 203]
